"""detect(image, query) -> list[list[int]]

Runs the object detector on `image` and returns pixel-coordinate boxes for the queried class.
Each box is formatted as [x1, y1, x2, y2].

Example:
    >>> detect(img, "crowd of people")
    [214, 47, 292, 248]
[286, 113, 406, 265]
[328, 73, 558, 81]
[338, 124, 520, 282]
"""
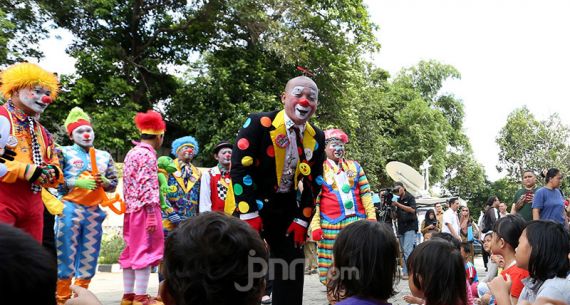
[1, 62, 570, 305]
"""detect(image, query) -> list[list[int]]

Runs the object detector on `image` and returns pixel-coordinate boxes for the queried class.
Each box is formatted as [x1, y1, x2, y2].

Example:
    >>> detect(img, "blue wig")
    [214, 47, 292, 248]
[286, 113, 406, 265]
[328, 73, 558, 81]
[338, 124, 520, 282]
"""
[171, 136, 200, 157]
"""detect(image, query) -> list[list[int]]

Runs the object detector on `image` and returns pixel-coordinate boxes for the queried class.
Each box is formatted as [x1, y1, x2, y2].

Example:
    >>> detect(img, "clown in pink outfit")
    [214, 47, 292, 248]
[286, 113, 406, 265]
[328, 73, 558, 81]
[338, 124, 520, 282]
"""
[119, 110, 166, 305]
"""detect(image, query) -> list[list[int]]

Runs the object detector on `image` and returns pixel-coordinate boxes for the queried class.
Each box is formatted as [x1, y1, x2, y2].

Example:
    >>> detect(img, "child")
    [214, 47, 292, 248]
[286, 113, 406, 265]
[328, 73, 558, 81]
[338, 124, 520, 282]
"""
[327, 220, 399, 305]
[406, 239, 468, 305]
[0, 223, 57, 305]
[491, 220, 570, 305]
[64, 212, 269, 305]
[487, 214, 528, 305]
[461, 242, 479, 298]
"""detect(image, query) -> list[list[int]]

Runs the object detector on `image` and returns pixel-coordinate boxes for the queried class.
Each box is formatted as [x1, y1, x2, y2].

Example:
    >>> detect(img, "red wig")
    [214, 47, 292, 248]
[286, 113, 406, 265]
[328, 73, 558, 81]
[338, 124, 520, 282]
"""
[135, 110, 166, 135]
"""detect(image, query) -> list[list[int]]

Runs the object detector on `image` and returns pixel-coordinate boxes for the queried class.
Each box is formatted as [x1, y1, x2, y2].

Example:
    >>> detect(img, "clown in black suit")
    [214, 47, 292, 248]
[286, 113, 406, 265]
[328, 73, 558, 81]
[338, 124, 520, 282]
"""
[231, 76, 325, 305]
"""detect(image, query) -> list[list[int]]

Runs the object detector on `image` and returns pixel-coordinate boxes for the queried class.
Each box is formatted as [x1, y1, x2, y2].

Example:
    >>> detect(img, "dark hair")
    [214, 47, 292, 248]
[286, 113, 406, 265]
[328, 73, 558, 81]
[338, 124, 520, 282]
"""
[448, 197, 459, 205]
[328, 221, 398, 302]
[522, 170, 536, 177]
[486, 196, 497, 207]
[425, 209, 436, 220]
[493, 214, 526, 249]
[162, 212, 268, 305]
[524, 220, 569, 282]
[431, 232, 461, 250]
[460, 242, 472, 254]
[541, 168, 560, 183]
[0, 224, 57, 305]
[407, 240, 467, 305]
[140, 133, 160, 140]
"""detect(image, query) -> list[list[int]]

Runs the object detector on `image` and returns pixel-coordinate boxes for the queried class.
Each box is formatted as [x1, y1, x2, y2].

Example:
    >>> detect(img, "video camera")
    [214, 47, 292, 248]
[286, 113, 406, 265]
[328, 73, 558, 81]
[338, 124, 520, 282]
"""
[375, 188, 400, 222]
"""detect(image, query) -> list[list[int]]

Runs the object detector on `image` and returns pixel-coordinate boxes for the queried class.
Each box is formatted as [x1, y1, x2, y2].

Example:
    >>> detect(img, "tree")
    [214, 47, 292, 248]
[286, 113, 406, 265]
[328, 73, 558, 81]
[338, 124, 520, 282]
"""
[0, 0, 48, 64]
[496, 107, 570, 180]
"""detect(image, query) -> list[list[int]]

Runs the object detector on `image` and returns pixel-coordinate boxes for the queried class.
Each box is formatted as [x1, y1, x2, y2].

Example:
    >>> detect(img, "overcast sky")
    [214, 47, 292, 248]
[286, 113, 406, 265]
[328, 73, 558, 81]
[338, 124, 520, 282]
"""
[364, 0, 570, 180]
[37, 0, 570, 181]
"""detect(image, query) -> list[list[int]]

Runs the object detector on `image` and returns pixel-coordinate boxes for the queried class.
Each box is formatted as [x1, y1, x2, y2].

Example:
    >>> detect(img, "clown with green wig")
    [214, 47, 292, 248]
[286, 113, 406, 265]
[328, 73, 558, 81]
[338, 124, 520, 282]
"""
[54, 107, 118, 304]
[162, 136, 201, 234]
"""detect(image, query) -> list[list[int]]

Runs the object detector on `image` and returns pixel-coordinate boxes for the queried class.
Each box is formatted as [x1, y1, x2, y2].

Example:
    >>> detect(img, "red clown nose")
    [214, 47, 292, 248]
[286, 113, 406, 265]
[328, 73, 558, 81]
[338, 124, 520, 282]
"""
[41, 96, 53, 104]
[83, 133, 90, 139]
[298, 98, 310, 107]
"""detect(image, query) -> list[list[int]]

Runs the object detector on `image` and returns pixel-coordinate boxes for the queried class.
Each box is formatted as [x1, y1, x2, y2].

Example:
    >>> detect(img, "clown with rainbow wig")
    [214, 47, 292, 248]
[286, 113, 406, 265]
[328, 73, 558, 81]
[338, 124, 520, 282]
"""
[0, 62, 64, 241]
[309, 128, 376, 285]
[161, 135, 201, 235]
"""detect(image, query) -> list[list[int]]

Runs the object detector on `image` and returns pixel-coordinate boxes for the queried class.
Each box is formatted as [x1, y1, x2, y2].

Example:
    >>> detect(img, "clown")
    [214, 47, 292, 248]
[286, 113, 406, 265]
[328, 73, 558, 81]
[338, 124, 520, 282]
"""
[0, 62, 64, 241]
[161, 136, 201, 234]
[54, 107, 118, 304]
[119, 110, 166, 305]
[199, 141, 235, 214]
[231, 76, 325, 305]
[309, 128, 376, 285]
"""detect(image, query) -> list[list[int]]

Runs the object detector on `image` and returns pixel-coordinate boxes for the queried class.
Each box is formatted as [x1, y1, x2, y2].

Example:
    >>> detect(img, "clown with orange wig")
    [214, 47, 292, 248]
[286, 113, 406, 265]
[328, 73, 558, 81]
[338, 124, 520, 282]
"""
[309, 128, 376, 284]
[0, 62, 64, 241]
[118, 110, 166, 305]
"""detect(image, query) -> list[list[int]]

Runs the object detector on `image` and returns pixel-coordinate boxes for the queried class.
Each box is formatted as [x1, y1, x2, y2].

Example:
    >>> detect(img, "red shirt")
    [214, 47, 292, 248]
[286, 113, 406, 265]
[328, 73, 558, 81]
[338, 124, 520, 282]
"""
[501, 264, 529, 298]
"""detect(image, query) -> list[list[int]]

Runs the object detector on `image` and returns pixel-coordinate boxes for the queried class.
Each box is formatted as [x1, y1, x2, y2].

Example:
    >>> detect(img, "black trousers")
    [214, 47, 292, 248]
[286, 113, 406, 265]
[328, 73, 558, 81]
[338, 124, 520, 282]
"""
[42, 208, 57, 263]
[261, 192, 305, 305]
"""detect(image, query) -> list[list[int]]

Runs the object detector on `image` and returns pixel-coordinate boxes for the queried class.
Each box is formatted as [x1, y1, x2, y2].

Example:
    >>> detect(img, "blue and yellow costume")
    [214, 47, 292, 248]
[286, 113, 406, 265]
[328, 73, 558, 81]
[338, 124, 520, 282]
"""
[55, 108, 118, 304]
[162, 136, 201, 234]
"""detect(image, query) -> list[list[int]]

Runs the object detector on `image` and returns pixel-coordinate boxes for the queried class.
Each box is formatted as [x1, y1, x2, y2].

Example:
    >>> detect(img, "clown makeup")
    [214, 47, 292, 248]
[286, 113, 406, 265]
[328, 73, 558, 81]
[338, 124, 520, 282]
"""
[14, 85, 53, 115]
[282, 77, 318, 125]
[177, 145, 195, 162]
[215, 147, 232, 169]
[325, 139, 345, 162]
[71, 126, 95, 148]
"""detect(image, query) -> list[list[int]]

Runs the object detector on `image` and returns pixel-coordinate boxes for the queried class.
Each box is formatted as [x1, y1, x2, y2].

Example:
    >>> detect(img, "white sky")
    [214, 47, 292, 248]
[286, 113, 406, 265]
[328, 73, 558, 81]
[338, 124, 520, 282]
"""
[36, 1, 570, 181]
[364, 0, 570, 180]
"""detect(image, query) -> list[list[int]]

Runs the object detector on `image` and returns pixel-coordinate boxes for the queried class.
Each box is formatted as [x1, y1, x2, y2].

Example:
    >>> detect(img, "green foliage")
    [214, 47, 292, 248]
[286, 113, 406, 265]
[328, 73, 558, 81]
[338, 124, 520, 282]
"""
[0, 1, 48, 64]
[98, 232, 125, 264]
[497, 107, 570, 180]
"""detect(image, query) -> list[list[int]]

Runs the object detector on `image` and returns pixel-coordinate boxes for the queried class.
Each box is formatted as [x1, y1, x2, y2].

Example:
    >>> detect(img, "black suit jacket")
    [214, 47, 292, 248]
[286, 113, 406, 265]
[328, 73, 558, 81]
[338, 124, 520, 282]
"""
[230, 110, 325, 223]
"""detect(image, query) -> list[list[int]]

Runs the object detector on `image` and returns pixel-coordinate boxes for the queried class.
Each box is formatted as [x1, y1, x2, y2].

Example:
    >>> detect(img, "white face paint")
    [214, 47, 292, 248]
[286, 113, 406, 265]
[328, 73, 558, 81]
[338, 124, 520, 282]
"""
[282, 78, 319, 125]
[177, 145, 195, 162]
[15, 86, 52, 115]
[71, 126, 95, 148]
[215, 147, 232, 167]
[325, 140, 345, 161]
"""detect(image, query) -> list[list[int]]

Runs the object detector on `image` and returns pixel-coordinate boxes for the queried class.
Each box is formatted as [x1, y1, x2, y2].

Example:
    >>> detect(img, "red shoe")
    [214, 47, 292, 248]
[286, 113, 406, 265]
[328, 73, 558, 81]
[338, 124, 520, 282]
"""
[132, 294, 164, 305]
[120, 293, 135, 305]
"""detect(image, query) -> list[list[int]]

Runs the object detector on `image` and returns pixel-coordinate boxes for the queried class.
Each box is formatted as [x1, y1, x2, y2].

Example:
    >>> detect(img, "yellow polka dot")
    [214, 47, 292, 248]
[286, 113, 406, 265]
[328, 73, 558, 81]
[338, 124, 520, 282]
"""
[241, 156, 254, 167]
[238, 201, 250, 213]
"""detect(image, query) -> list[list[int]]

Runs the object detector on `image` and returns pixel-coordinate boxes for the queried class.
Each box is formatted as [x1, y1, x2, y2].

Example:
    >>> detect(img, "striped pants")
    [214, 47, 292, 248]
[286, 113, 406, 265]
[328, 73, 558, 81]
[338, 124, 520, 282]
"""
[55, 201, 106, 280]
[317, 215, 363, 284]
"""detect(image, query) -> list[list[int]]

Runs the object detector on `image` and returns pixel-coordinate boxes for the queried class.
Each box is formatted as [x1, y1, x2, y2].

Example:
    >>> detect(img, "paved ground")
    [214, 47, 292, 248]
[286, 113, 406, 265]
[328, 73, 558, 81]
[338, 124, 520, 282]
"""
[90, 257, 487, 305]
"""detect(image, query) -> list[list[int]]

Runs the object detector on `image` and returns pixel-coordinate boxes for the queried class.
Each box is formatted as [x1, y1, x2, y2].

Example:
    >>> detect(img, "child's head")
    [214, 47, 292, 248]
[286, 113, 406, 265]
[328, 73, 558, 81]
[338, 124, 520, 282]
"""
[424, 230, 437, 241]
[407, 239, 467, 305]
[328, 220, 398, 302]
[515, 220, 569, 282]
[431, 232, 461, 250]
[490, 214, 526, 255]
[483, 231, 493, 253]
[161, 212, 268, 305]
[460, 242, 472, 261]
[0, 224, 57, 305]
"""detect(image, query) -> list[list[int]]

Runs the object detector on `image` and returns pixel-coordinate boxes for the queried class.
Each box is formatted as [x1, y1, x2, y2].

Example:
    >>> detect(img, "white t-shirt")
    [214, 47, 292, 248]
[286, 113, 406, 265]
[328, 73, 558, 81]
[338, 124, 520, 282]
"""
[442, 208, 460, 236]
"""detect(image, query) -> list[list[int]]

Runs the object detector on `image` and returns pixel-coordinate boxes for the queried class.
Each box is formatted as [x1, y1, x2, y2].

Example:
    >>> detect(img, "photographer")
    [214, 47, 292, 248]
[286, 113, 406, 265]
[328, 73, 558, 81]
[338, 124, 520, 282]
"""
[392, 181, 418, 280]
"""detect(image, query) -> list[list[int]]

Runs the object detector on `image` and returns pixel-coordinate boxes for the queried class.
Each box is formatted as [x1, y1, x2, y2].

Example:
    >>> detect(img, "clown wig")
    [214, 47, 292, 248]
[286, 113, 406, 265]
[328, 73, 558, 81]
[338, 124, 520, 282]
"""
[324, 128, 349, 144]
[0, 62, 59, 99]
[171, 136, 199, 157]
[134, 110, 166, 135]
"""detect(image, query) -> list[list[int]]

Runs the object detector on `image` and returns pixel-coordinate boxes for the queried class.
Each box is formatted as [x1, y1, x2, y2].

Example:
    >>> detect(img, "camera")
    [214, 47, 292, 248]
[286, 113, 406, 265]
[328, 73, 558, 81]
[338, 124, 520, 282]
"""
[375, 188, 398, 222]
